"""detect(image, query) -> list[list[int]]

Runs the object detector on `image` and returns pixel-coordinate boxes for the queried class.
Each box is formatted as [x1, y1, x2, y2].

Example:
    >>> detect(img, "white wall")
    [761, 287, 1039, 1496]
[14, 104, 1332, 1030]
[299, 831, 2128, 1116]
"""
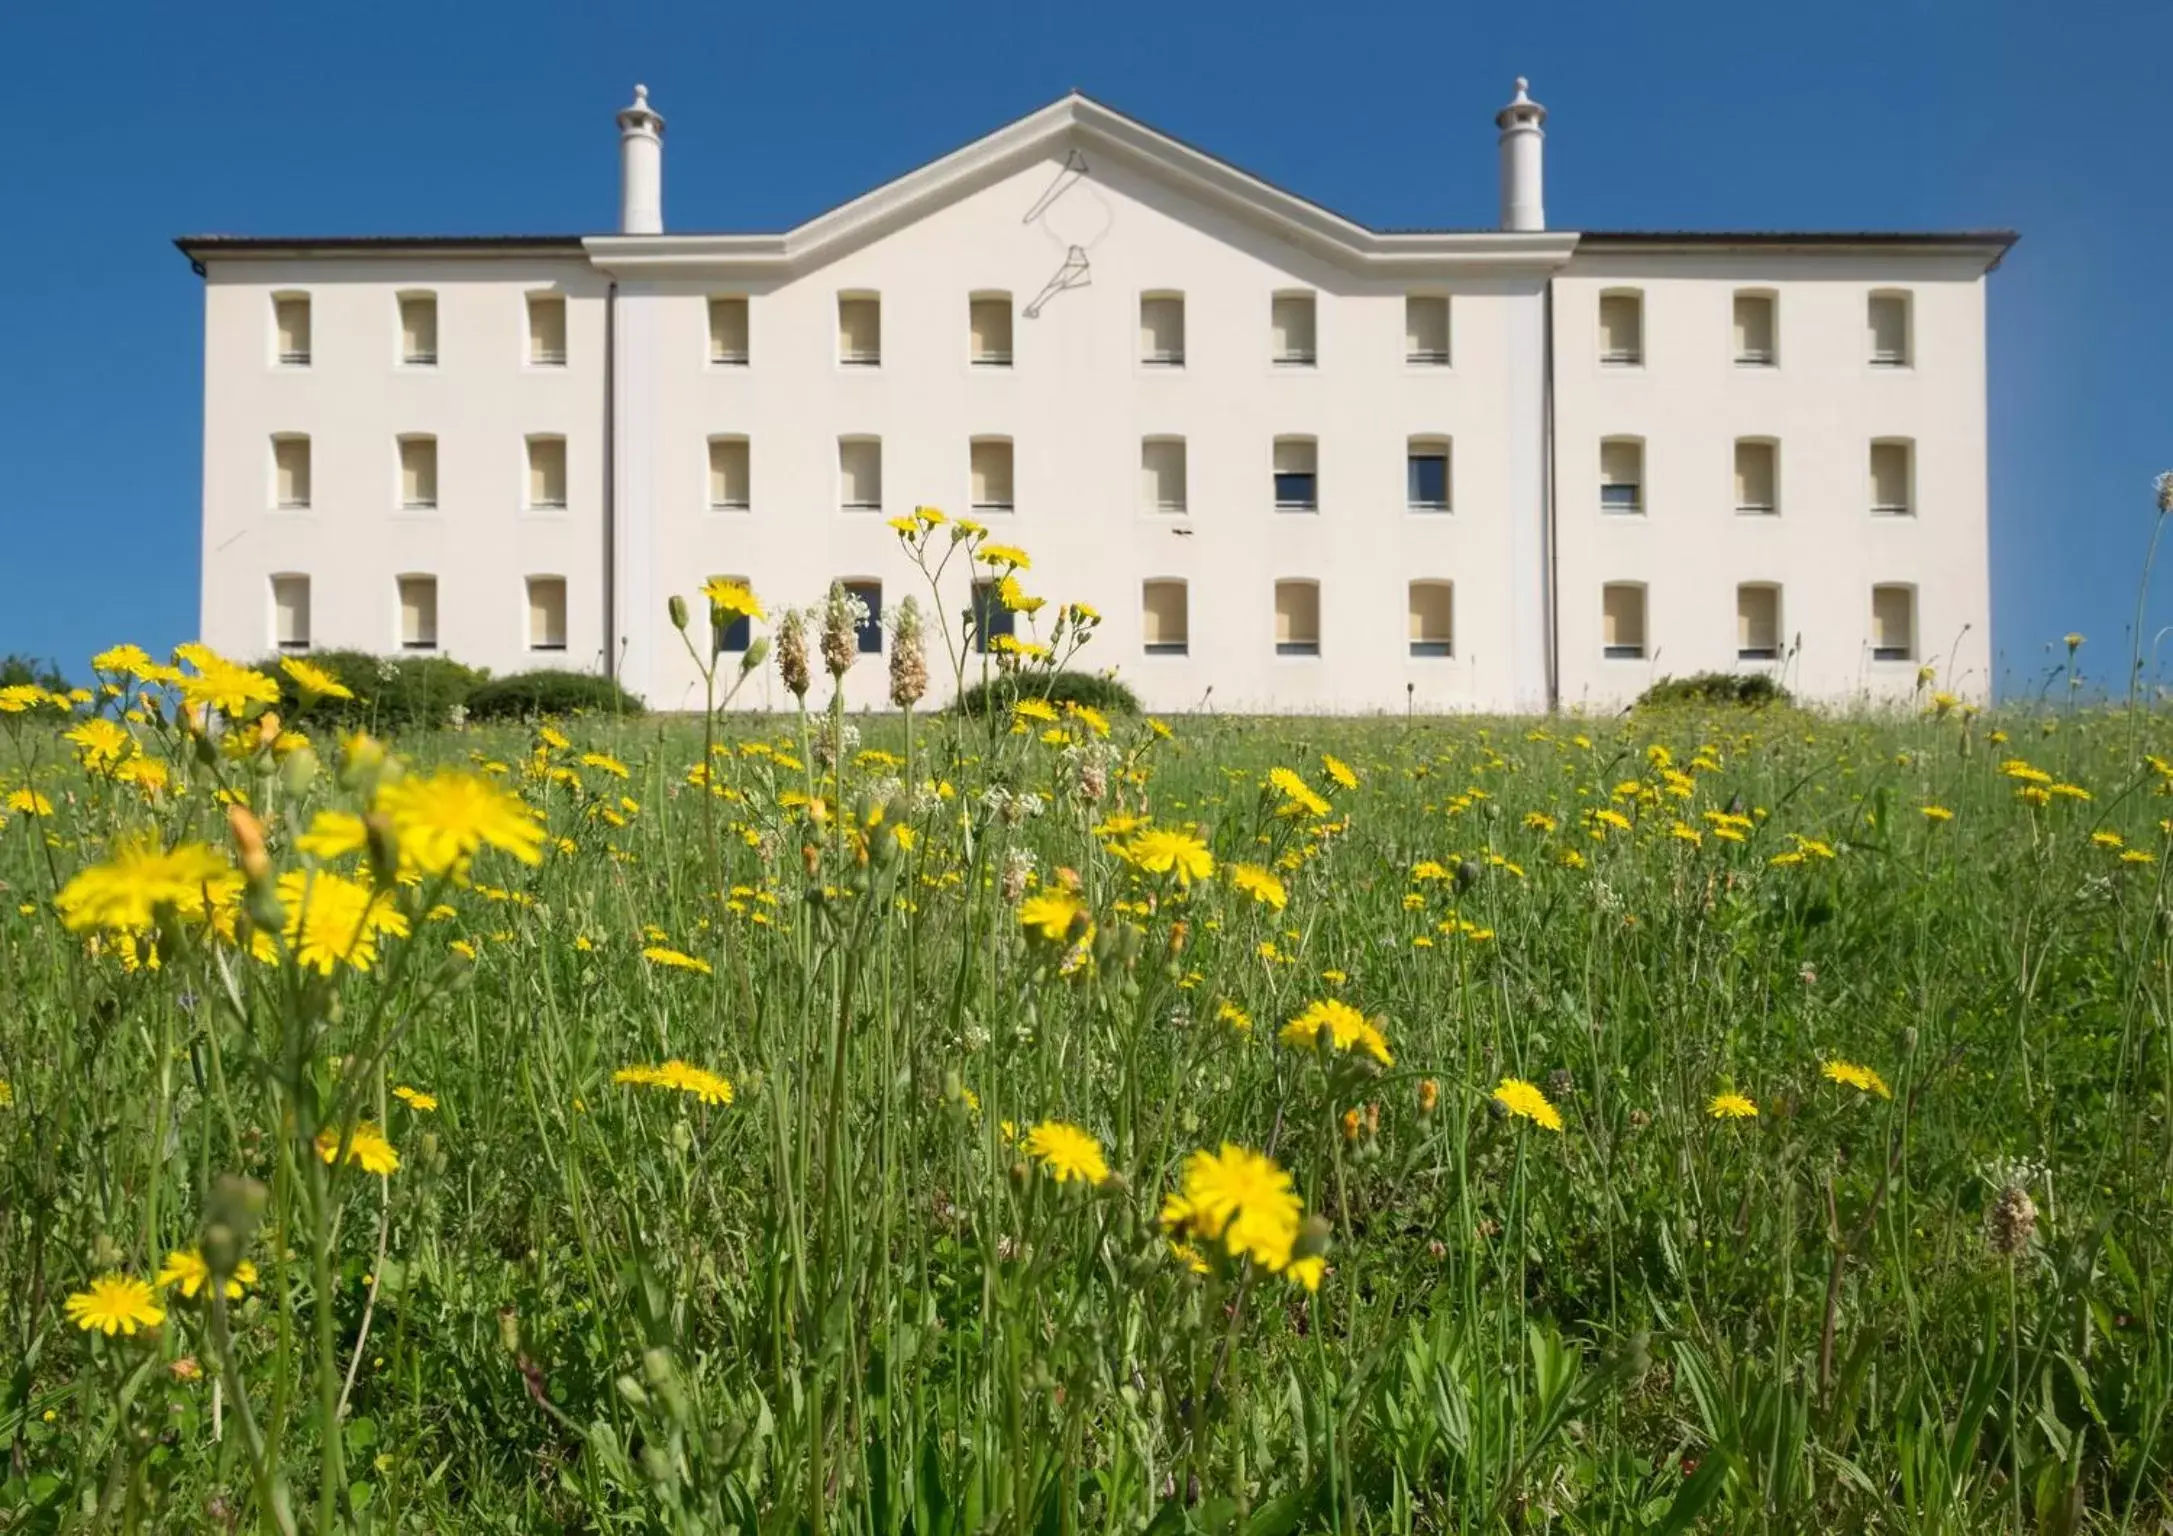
[1550, 250, 1993, 707]
[198, 256, 610, 675]
[620, 146, 1552, 714]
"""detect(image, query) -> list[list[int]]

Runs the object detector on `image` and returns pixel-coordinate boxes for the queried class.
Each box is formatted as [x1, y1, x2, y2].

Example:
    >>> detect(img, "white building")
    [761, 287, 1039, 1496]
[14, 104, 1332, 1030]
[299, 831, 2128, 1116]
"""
[181, 82, 2011, 713]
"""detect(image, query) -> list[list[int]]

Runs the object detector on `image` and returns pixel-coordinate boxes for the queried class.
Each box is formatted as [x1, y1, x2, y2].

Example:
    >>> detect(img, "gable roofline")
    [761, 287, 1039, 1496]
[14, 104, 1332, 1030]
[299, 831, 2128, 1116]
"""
[582, 92, 1580, 278]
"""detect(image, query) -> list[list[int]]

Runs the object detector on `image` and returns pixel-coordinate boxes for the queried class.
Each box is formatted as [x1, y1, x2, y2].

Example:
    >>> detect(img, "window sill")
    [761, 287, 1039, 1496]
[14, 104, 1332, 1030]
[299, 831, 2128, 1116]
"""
[1141, 356, 1186, 369]
[275, 358, 312, 369]
[1602, 648, 1646, 661]
[839, 504, 883, 514]
[1143, 644, 1189, 657]
[1275, 645, 1321, 658]
[273, 503, 314, 514]
[1734, 358, 1777, 369]
[1272, 357, 1318, 369]
[708, 503, 752, 515]
[1870, 651, 1915, 663]
[278, 641, 312, 652]
[970, 504, 1015, 515]
[1737, 650, 1779, 661]
[1274, 505, 1320, 515]
[1735, 507, 1777, 517]
[1405, 354, 1452, 368]
[1870, 509, 1915, 519]
[1409, 644, 1453, 659]
[1407, 503, 1452, 515]
[1143, 505, 1190, 517]
[529, 645, 569, 654]
[709, 356, 751, 368]
[1599, 509, 1646, 518]
[970, 357, 1013, 369]
[401, 644, 439, 652]
[839, 358, 882, 369]
[1599, 358, 1644, 370]
[398, 359, 438, 370]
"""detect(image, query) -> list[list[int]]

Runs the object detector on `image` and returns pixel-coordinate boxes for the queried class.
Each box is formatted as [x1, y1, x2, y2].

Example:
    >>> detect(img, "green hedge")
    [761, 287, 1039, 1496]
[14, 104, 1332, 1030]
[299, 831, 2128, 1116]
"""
[1635, 671, 1793, 710]
[266, 652, 642, 731]
[954, 670, 1141, 718]
[465, 670, 643, 722]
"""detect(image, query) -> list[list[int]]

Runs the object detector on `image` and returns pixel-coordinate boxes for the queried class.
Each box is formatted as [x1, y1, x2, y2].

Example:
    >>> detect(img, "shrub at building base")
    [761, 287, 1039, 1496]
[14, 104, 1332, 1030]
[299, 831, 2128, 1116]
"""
[464, 670, 643, 722]
[1636, 672, 1793, 710]
[954, 669, 1141, 718]
[264, 650, 488, 733]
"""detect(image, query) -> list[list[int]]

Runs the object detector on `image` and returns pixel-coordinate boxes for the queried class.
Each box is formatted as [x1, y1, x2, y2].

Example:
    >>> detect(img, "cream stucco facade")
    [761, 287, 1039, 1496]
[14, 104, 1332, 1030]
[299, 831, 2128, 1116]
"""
[182, 85, 2010, 713]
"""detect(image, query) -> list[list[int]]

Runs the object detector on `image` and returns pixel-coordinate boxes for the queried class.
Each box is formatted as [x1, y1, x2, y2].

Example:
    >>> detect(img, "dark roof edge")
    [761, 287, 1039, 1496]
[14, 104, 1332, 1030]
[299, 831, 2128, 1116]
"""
[1577, 228, 2017, 268]
[175, 234, 592, 260]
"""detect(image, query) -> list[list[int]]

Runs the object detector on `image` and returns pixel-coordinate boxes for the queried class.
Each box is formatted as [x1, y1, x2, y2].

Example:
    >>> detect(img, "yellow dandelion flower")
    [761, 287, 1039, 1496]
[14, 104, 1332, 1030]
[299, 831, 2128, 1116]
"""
[277, 871, 409, 974]
[279, 656, 354, 701]
[1227, 863, 1287, 910]
[56, 838, 232, 933]
[977, 542, 1031, 569]
[1921, 805, 1954, 822]
[1018, 889, 1086, 942]
[155, 1248, 259, 1301]
[374, 769, 545, 874]
[701, 578, 765, 622]
[1707, 1092, 1758, 1120]
[1022, 1121, 1110, 1185]
[642, 946, 713, 975]
[1279, 998, 1393, 1065]
[392, 1085, 438, 1112]
[316, 1122, 400, 1176]
[1012, 698, 1059, 725]
[1491, 1077, 1564, 1132]
[65, 1275, 165, 1336]
[1126, 828, 1215, 886]
[1821, 1059, 1891, 1099]
[1321, 754, 1359, 790]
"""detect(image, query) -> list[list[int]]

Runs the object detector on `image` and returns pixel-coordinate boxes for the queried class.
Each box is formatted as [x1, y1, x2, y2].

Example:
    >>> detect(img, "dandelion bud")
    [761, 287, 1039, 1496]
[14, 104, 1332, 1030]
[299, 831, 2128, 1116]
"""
[668, 594, 689, 632]
[739, 635, 771, 676]
[1295, 1212, 1332, 1259]
[281, 744, 319, 798]
[1546, 1067, 1574, 1103]
[1417, 1077, 1440, 1116]
[777, 610, 812, 700]
[1454, 858, 1482, 893]
[169, 1356, 203, 1382]
[364, 810, 400, 891]
[255, 711, 282, 751]
[226, 804, 272, 886]
[1986, 1184, 2037, 1259]
[2156, 470, 2173, 514]
[202, 1174, 267, 1279]
[497, 1307, 523, 1355]
[1341, 1107, 1361, 1142]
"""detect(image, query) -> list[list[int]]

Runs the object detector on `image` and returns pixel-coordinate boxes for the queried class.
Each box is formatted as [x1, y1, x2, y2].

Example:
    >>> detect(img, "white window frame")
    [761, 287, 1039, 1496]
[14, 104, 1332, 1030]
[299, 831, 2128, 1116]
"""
[1736, 583, 1782, 661]
[1142, 578, 1190, 656]
[837, 293, 881, 368]
[396, 574, 439, 651]
[1600, 437, 1645, 516]
[1732, 290, 1777, 367]
[968, 292, 1014, 367]
[1407, 436, 1453, 513]
[1598, 289, 1644, 367]
[707, 436, 752, 512]
[272, 434, 312, 511]
[1868, 290, 1913, 368]
[1405, 294, 1451, 367]
[969, 436, 1015, 513]
[525, 434, 569, 512]
[1734, 438, 1778, 516]
[708, 295, 751, 366]
[1140, 292, 1186, 368]
[272, 292, 311, 368]
[1271, 291, 1318, 368]
[396, 291, 438, 368]
[1273, 578, 1321, 657]
[1601, 582, 1647, 660]
[526, 575, 569, 653]
[1870, 583, 1916, 661]
[526, 291, 568, 368]
[1408, 580, 1454, 658]
[270, 573, 312, 652]
[1141, 437, 1188, 515]
[397, 434, 439, 512]
[838, 436, 883, 512]
[1870, 439, 1915, 517]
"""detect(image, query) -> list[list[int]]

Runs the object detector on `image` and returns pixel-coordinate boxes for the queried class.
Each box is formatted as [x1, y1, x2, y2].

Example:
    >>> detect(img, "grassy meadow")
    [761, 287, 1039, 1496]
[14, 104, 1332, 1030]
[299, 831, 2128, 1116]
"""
[2, 543, 2171, 1533]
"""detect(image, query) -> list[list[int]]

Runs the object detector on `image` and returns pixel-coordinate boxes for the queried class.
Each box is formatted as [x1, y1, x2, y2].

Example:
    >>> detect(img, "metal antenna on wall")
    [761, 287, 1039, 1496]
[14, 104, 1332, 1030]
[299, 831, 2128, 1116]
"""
[1023, 247, 1091, 318]
[1021, 148, 1090, 225]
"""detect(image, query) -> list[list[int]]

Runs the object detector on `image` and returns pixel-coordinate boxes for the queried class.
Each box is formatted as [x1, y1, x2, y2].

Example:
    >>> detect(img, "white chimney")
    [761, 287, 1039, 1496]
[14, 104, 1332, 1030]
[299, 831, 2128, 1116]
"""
[617, 84, 665, 235]
[1495, 77, 1546, 232]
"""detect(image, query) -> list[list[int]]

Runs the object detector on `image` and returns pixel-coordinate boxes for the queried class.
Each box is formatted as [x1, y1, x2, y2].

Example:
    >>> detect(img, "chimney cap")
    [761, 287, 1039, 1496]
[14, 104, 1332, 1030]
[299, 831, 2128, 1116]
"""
[618, 83, 665, 135]
[1495, 76, 1545, 131]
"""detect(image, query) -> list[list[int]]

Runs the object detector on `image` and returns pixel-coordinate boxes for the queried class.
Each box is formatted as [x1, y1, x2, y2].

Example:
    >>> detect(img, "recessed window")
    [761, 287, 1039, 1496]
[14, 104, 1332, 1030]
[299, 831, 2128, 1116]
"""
[839, 437, 883, 511]
[970, 437, 1014, 512]
[708, 437, 751, 511]
[969, 294, 1013, 366]
[1274, 579, 1321, 656]
[272, 434, 311, 510]
[1733, 291, 1776, 366]
[1870, 440, 1914, 516]
[1734, 439, 1777, 515]
[1142, 579, 1189, 655]
[1868, 291, 1912, 367]
[971, 579, 1017, 654]
[711, 574, 754, 653]
[273, 294, 311, 366]
[1602, 583, 1646, 659]
[271, 574, 311, 651]
[1737, 583, 1781, 661]
[1408, 437, 1452, 512]
[1273, 437, 1318, 511]
[1600, 438, 1644, 514]
[398, 435, 438, 510]
[1142, 438, 1188, 514]
[709, 296, 750, 365]
[527, 576, 568, 651]
[838, 294, 881, 367]
[1271, 292, 1317, 367]
[527, 293, 567, 366]
[398, 293, 438, 366]
[1598, 290, 1643, 366]
[1871, 584, 1915, 661]
[527, 436, 568, 511]
[1141, 293, 1185, 366]
[398, 575, 438, 651]
[843, 579, 883, 653]
[1406, 295, 1451, 366]
[1409, 580, 1454, 658]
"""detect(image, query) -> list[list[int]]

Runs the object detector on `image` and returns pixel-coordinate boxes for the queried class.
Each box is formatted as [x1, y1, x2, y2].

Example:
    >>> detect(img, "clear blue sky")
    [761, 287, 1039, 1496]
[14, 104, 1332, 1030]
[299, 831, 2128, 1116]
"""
[3, 0, 2166, 697]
